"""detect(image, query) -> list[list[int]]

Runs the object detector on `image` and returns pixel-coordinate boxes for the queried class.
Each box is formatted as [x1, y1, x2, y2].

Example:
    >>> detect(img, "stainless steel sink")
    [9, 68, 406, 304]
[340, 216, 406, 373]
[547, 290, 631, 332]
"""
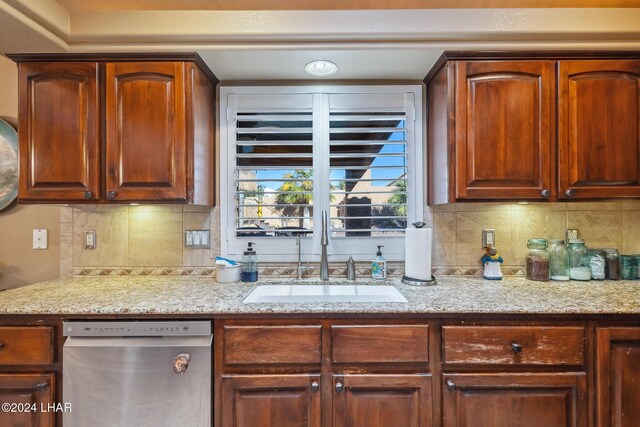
[242, 284, 407, 303]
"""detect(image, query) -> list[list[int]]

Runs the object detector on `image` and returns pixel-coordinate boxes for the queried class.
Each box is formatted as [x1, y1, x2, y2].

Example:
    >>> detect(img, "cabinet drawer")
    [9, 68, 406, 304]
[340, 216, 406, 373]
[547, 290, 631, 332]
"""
[0, 327, 54, 365]
[442, 326, 584, 365]
[224, 325, 321, 365]
[331, 325, 429, 363]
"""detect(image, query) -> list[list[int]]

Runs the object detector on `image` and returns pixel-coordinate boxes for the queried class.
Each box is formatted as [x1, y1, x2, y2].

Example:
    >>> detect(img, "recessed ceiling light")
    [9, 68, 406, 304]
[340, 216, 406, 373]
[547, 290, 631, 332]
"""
[305, 60, 337, 77]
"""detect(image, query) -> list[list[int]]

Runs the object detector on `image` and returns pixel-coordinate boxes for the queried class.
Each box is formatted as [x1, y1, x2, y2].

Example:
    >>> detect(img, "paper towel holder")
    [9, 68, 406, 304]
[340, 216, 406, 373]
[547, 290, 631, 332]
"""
[402, 222, 436, 286]
[401, 274, 437, 286]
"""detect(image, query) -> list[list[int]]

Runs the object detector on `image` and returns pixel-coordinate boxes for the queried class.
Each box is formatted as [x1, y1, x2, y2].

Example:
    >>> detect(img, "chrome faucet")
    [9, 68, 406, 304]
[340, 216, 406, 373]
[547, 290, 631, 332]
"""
[320, 210, 329, 281]
[296, 233, 307, 280]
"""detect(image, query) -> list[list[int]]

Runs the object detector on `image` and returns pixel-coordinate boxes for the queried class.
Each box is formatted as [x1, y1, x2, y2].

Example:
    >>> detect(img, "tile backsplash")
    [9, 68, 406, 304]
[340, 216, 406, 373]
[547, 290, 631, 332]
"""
[62, 201, 640, 277]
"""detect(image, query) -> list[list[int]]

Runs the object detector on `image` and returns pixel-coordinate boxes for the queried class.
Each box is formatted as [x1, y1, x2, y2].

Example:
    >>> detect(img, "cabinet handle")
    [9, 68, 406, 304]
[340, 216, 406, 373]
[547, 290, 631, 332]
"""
[335, 382, 344, 393]
[0, 341, 3, 349]
[83, 191, 93, 199]
[446, 379, 456, 391]
[35, 382, 49, 390]
[311, 381, 320, 392]
[173, 352, 191, 374]
[107, 191, 116, 200]
[565, 189, 575, 197]
[541, 189, 550, 198]
[511, 342, 523, 353]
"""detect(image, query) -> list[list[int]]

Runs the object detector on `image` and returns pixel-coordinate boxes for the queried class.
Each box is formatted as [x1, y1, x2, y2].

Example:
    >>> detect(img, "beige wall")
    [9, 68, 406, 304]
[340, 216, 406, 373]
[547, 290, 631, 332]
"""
[65, 200, 640, 273]
[430, 201, 640, 268]
[0, 55, 60, 289]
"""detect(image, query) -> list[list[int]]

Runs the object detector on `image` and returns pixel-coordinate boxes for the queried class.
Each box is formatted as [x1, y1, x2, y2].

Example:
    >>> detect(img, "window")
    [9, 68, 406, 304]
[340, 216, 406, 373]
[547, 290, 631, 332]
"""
[220, 86, 423, 262]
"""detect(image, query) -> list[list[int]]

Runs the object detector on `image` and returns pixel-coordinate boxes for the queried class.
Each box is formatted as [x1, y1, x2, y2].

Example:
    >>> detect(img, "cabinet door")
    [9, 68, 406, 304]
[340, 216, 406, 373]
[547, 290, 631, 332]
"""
[443, 373, 587, 427]
[18, 62, 100, 201]
[454, 61, 555, 200]
[105, 62, 188, 201]
[333, 374, 432, 427]
[558, 60, 640, 199]
[596, 327, 640, 427]
[0, 373, 55, 427]
[221, 374, 321, 427]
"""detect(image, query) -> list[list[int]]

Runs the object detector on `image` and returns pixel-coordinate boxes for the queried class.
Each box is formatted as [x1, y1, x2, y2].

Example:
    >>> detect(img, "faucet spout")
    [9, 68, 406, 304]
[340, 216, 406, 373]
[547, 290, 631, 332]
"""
[320, 210, 329, 281]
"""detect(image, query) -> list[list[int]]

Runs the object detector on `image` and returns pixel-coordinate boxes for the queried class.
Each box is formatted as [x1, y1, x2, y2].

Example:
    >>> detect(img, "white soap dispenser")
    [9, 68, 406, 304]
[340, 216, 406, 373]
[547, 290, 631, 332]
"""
[372, 245, 386, 280]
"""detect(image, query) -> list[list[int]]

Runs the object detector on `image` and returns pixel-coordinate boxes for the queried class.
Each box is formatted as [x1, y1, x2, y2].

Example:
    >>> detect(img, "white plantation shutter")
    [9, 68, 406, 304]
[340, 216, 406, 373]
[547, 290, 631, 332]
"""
[220, 87, 422, 261]
[328, 93, 412, 237]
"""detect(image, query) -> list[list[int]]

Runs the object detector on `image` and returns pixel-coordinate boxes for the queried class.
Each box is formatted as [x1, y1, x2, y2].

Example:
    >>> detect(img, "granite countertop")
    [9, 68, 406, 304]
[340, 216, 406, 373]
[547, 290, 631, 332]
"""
[0, 275, 639, 315]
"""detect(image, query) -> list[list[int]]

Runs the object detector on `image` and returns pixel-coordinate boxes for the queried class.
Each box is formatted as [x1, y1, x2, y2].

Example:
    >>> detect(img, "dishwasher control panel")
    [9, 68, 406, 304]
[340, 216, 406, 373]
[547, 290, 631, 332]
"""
[63, 321, 211, 337]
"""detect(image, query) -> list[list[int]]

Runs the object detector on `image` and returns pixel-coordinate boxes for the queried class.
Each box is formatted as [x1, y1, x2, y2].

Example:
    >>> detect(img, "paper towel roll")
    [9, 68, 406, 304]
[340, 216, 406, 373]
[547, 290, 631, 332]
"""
[404, 226, 432, 281]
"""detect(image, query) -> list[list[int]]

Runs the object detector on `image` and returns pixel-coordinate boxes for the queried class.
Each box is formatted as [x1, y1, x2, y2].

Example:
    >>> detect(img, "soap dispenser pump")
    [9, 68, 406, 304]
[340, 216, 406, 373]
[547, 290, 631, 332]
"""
[372, 245, 386, 280]
[241, 242, 258, 282]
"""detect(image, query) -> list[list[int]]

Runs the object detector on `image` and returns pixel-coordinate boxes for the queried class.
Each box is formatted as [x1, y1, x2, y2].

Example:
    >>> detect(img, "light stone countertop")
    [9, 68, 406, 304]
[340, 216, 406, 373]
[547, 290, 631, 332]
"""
[0, 275, 639, 315]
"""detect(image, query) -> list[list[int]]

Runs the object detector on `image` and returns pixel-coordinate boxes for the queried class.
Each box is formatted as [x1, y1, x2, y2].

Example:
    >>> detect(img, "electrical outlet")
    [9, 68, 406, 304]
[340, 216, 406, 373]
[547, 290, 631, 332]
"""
[482, 229, 495, 248]
[84, 231, 96, 249]
[185, 230, 210, 249]
[566, 229, 579, 242]
[33, 229, 48, 249]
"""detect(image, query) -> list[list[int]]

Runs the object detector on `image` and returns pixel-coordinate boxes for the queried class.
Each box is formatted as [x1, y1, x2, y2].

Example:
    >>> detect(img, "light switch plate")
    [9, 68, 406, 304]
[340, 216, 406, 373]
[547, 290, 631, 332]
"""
[482, 229, 495, 248]
[33, 229, 48, 249]
[566, 229, 579, 242]
[84, 231, 97, 249]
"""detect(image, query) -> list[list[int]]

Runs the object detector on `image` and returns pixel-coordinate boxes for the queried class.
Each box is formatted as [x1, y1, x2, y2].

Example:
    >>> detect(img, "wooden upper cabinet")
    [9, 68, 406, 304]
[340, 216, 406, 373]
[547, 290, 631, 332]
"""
[426, 52, 640, 203]
[454, 60, 555, 200]
[105, 62, 188, 201]
[558, 60, 640, 199]
[13, 54, 216, 205]
[18, 62, 100, 201]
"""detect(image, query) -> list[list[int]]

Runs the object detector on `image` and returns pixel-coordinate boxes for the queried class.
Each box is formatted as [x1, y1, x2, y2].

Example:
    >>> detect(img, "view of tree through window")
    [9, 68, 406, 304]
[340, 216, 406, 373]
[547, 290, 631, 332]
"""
[234, 111, 407, 237]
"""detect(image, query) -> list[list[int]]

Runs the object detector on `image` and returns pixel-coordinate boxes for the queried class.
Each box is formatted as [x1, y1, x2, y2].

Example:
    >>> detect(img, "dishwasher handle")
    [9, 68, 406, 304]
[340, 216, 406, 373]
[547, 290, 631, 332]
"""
[173, 352, 191, 374]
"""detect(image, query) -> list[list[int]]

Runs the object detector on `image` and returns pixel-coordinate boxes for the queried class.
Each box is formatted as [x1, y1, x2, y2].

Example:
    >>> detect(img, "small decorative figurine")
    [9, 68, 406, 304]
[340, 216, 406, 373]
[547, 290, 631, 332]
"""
[481, 245, 504, 280]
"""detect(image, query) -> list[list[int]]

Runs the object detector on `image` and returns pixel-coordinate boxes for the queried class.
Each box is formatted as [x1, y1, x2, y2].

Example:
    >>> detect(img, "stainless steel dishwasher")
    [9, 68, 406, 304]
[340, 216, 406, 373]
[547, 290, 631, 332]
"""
[63, 321, 212, 427]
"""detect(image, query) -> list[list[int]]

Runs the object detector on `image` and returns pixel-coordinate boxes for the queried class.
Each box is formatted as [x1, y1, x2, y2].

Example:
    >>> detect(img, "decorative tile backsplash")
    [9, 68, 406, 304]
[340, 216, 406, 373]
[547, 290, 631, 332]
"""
[62, 201, 640, 278]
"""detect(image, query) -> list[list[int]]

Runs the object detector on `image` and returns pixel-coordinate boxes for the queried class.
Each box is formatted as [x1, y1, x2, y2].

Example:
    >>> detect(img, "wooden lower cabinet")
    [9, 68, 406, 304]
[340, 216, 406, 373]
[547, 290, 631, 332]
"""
[332, 374, 432, 427]
[0, 373, 55, 427]
[221, 374, 321, 427]
[596, 327, 640, 427]
[442, 372, 587, 427]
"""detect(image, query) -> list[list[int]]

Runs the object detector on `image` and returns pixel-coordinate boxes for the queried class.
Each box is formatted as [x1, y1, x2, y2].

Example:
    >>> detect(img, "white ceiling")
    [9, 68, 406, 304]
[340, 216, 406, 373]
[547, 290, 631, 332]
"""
[1, 0, 640, 81]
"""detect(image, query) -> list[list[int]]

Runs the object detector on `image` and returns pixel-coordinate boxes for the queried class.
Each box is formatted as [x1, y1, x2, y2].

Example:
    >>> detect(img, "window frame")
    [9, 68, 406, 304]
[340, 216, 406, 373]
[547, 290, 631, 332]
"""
[219, 85, 424, 262]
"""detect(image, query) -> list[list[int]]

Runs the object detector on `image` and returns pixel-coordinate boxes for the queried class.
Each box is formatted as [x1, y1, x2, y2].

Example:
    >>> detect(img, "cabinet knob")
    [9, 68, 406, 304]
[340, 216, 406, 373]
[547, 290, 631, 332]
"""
[446, 379, 456, 391]
[83, 191, 93, 199]
[35, 382, 49, 390]
[541, 189, 550, 198]
[0, 341, 3, 349]
[335, 382, 344, 393]
[565, 189, 575, 197]
[311, 381, 320, 392]
[511, 342, 523, 353]
[107, 191, 116, 200]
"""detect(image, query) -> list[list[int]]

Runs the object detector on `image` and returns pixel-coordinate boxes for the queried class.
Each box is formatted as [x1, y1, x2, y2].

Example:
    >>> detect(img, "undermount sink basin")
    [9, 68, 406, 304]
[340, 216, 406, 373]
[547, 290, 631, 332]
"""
[242, 284, 408, 303]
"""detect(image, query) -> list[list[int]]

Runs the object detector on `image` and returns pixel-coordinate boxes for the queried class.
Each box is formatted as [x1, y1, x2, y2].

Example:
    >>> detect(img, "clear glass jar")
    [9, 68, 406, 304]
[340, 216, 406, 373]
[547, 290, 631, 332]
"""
[588, 249, 606, 280]
[526, 238, 549, 281]
[635, 255, 640, 279]
[548, 240, 569, 281]
[621, 255, 637, 280]
[603, 249, 621, 280]
[567, 239, 591, 281]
